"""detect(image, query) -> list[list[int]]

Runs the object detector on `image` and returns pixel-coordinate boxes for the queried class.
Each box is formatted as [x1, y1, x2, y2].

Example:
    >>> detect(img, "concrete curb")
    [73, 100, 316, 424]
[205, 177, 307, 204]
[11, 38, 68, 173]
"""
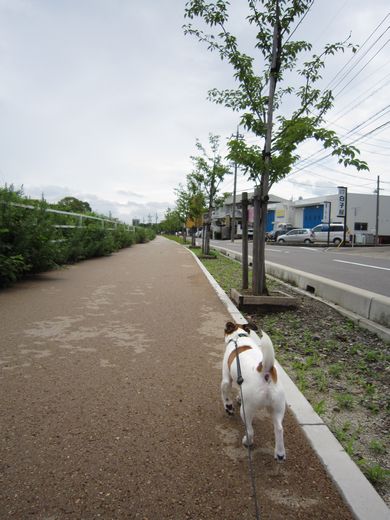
[266, 261, 390, 329]
[212, 244, 390, 343]
[190, 249, 390, 520]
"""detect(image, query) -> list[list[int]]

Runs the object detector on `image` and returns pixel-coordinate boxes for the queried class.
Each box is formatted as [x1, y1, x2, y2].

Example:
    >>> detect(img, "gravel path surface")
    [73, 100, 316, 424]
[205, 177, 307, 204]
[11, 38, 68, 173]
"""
[0, 237, 354, 519]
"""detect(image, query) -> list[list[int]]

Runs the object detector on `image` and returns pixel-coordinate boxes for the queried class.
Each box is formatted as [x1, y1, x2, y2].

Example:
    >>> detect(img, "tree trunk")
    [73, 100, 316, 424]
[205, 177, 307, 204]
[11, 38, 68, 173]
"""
[204, 221, 211, 255]
[258, 176, 269, 294]
[252, 188, 261, 294]
[252, 2, 281, 296]
[241, 192, 249, 290]
[203, 171, 215, 256]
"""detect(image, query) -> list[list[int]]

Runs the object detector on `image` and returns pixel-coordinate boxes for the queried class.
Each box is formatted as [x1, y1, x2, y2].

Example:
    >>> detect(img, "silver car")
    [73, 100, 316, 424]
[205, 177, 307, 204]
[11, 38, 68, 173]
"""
[277, 228, 314, 244]
[311, 223, 348, 245]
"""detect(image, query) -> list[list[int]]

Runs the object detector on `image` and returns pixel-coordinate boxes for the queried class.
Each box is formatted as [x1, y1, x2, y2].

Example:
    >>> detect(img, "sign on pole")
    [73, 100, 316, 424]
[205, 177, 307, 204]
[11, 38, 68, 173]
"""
[337, 187, 347, 218]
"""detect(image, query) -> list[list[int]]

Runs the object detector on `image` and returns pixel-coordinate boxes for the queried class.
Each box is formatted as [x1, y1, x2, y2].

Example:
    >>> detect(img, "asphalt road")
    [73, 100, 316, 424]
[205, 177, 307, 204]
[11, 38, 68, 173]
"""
[210, 240, 390, 297]
[0, 237, 353, 519]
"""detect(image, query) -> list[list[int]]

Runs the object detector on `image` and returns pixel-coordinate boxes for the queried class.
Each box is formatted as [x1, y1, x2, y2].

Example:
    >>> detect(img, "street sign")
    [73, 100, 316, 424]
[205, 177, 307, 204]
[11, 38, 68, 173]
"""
[337, 187, 347, 218]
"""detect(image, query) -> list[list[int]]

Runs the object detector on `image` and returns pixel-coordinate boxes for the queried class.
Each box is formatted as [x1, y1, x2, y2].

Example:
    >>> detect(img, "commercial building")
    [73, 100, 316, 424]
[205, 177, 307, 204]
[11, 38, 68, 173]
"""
[211, 191, 390, 243]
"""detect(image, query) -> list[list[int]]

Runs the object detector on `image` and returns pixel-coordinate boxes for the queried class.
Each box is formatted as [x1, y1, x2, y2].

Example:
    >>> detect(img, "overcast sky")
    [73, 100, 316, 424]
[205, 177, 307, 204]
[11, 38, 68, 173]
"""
[1, 0, 389, 223]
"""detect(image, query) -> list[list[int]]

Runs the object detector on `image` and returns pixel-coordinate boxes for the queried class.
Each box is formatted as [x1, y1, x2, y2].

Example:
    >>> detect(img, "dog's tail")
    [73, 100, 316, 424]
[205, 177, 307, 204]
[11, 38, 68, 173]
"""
[257, 331, 278, 383]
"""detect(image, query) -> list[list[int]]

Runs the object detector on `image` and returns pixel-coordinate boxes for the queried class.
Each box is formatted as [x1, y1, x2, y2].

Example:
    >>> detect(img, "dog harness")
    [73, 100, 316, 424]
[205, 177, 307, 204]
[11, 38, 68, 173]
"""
[227, 334, 277, 384]
[227, 345, 252, 370]
[227, 332, 251, 369]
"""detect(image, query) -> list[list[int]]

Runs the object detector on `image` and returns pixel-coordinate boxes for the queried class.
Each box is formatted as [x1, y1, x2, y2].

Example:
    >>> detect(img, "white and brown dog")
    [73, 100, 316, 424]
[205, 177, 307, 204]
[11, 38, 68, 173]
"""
[221, 321, 286, 461]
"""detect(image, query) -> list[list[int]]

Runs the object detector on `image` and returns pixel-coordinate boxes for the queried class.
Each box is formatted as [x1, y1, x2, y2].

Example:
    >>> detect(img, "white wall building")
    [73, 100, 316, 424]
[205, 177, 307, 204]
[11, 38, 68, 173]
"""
[211, 191, 390, 243]
[291, 193, 390, 242]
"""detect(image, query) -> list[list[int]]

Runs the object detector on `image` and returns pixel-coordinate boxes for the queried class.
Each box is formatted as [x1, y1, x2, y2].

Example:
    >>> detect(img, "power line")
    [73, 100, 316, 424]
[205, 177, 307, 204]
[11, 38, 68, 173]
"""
[358, 147, 390, 157]
[287, 120, 390, 177]
[328, 72, 390, 126]
[325, 13, 390, 92]
[290, 107, 390, 172]
[310, 0, 350, 46]
[307, 162, 374, 180]
[333, 36, 390, 98]
[347, 120, 390, 145]
[337, 104, 390, 140]
[220, 11, 390, 199]
[284, 0, 315, 43]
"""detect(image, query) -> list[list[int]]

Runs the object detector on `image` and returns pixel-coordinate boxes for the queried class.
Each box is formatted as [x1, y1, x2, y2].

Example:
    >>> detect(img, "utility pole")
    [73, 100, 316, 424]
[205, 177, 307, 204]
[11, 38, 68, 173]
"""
[375, 175, 380, 245]
[323, 201, 331, 247]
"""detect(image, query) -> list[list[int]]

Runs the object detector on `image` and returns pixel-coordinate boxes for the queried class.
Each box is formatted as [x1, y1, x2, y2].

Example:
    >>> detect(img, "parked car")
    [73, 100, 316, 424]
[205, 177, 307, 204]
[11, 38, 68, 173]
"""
[277, 228, 314, 244]
[267, 223, 294, 241]
[311, 223, 348, 245]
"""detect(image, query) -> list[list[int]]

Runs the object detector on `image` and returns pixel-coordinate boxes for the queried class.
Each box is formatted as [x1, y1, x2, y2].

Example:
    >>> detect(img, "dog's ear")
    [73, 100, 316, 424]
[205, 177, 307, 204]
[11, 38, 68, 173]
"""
[242, 324, 251, 334]
[225, 321, 237, 335]
[242, 322, 258, 334]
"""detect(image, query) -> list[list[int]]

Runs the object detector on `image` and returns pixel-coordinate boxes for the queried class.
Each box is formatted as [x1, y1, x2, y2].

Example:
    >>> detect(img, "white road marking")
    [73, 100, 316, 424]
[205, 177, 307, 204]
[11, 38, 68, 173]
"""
[299, 247, 318, 252]
[333, 259, 390, 271]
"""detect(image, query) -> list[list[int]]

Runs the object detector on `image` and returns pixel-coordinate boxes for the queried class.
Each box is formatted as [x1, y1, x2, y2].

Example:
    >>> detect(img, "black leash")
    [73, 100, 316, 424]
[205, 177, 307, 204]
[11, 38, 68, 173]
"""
[233, 339, 261, 520]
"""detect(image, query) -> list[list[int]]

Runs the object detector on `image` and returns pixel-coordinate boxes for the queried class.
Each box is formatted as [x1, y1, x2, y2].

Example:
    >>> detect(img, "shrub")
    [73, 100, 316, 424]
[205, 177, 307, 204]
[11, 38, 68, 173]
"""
[0, 185, 155, 286]
[0, 254, 29, 286]
[135, 227, 155, 243]
[0, 186, 59, 284]
[112, 226, 135, 249]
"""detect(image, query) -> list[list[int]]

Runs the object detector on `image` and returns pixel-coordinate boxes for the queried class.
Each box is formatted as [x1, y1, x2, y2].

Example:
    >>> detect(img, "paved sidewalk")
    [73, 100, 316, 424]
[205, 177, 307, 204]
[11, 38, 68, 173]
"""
[0, 237, 354, 519]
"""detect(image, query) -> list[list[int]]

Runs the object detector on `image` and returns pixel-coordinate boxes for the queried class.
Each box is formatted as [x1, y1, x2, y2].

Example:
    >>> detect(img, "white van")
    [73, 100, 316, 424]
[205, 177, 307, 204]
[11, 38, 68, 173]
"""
[312, 223, 348, 245]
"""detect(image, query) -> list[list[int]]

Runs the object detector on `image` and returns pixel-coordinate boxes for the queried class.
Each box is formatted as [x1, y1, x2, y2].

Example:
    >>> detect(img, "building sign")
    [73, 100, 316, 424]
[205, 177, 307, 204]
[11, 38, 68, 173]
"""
[337, 187, 347, 218]
[275, 209, 285, 218]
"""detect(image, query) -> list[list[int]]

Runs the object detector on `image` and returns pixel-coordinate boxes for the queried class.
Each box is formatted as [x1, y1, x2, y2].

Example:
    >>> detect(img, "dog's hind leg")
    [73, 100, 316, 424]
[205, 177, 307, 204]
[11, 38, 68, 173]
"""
[240, 401, 255, 447]
[272, 406, 286, 461]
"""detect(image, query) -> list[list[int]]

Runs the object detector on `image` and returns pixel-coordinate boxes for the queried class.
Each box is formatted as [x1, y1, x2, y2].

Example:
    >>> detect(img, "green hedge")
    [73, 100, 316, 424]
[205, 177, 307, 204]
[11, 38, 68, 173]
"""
[0, 186, 155, 287]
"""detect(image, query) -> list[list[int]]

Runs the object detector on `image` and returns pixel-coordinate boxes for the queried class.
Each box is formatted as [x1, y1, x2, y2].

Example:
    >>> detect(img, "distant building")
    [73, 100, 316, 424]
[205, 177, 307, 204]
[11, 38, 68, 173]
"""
[211, 192, 288, 239]
[210, 191, 390, 243]
[132, 219, 140, 226]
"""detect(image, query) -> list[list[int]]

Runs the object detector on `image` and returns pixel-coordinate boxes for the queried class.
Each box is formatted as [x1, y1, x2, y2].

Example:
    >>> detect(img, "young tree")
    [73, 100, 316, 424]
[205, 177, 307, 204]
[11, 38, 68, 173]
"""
[160, 207, 183, 235]
[184, 0, 368, 294]
[176, 170, 207, 245]
[174, 184, 191, 243]
[190, 134, 231, 254]
[188, 188, 206, 247]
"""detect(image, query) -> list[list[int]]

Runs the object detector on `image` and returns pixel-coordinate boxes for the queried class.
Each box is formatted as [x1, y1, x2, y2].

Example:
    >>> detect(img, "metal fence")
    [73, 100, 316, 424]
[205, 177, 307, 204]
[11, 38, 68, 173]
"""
[7, 202, 134, 232]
